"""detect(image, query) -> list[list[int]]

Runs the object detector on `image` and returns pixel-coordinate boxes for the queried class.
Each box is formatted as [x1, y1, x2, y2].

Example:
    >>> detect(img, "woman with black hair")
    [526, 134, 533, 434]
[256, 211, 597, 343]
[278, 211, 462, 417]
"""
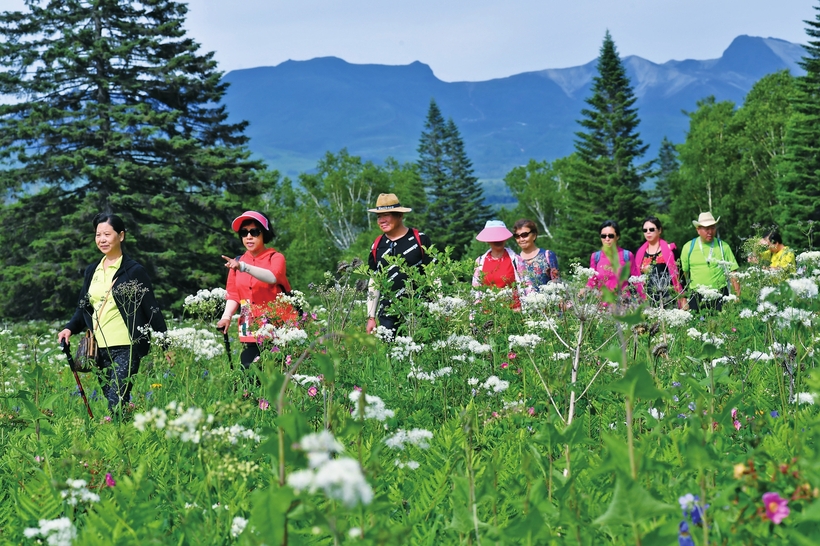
[587, 220, 633, 293]
[57, 213, 167, 414]
[632, 216, 685, 307]
[761, 229, 796, 276]
[217, 211, 297, 368]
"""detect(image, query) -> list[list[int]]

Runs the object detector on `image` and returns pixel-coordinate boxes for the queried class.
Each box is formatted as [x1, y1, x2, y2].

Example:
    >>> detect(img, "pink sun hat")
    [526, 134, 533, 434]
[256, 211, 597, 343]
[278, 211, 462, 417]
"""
[476, 220, 513, 243]
[231, 211, 271, 233]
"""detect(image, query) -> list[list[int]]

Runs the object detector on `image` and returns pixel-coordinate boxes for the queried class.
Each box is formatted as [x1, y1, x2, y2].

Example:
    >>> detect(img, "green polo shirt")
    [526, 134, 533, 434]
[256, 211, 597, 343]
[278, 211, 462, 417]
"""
[681, 237, 739, 291]
[89, 256, 131, 347]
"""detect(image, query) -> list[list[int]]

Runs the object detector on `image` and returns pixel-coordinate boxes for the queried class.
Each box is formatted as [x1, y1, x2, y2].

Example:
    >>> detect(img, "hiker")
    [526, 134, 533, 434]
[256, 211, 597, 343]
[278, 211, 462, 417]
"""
[632, 216, 685, 308]
[57, 213, 168, 414]
[680, 212, 740, 312]
[366, 194, 432, 335]
[588, 220, 632, 294]
[472, 220, 524, 289]
[217, 211, 297, 368]
[512, 219, 559, 290]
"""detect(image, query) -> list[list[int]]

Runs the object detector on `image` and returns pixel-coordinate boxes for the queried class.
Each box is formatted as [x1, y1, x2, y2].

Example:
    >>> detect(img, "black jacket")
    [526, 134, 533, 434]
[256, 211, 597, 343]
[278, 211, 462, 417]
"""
[65, 255, 168, 358]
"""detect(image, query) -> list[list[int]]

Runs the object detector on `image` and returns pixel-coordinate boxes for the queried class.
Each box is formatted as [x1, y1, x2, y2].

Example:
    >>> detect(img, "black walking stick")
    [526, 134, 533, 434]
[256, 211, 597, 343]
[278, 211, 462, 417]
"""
[222, 331, 233, 367]
[60, 340, 94, 420]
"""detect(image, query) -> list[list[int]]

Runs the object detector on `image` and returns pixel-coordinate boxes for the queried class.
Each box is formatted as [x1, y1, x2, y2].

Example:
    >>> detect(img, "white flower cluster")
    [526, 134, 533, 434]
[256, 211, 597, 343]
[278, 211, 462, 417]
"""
[424, 296, 468, 316]
[647, 408, 664, 420]
[431, 334, 491, 354]
[373, 325, 394, 342]
[796, 392, 817, 405]
[787, 278, 819, 299]
[257, 325, 308, 345]
[521, 283, 566, 311]
[746, 350, 773, 361]
[481, 375, 509, 395]
[61, 479, 100, 506]
[467, 377, 480, 386]
[570, 263, 598, 281]
[394, 460, 421, 470]
[150, 327, 224, 360]
[287, 431, 373, 508]
[202, 424, 262, 444]
[693, 285, 723, 301]
[770, 341, 796, 359]
[407, 365, 453, 382]
[524, 318, 558, 331]
[471, 286, 515, 303]
[451, 354, 475, 363]
[776, 307, 813, 328]
[291, 374, 322, 386]
[384, 428, 433, 450]
[709, 356, 734, 368]
[349, 390, 395, 421]
[628, 275, 648, 285]
[551, 352, 571, 361]
[686, 328, 725, 347]
[230, 517, 248, 538]
[183, 288, 228, 319]
[643, 307, 692, 328]
[722, 294, 738, 303]
[797, 251, 820, 265]
[277, 289, 310, 311]
[24, 518, 76, 546]
[389, 336, 425, 361]
[508, 333, 542, 349]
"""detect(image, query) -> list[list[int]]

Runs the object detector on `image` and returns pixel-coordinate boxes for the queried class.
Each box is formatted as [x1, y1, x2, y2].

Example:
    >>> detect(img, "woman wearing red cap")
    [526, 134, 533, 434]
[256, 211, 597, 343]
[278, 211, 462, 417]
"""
[217, 211, 297, 368]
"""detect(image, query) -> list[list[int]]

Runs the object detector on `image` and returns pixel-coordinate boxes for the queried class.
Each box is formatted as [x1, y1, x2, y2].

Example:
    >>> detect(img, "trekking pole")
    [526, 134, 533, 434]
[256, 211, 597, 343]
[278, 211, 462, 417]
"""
[60, 340, 94, 420]
[222, 331, 233, 367]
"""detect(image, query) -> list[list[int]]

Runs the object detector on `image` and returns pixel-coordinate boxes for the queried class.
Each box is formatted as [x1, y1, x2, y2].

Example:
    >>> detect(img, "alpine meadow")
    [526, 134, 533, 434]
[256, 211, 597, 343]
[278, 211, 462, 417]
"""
[1, 1, 820, 545]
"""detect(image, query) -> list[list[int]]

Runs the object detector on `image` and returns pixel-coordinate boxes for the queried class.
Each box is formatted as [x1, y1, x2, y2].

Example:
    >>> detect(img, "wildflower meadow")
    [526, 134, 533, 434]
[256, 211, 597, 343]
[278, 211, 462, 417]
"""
[1, 250, 820, 545]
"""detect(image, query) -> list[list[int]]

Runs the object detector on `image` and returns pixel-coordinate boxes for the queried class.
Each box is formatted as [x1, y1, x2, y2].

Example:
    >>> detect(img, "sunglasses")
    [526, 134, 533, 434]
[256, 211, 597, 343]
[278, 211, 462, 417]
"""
[600, 233, 616, 239]
[643, 227, 656, 233]
[239, 228, 262, 238]
[514, 231, 532, 239]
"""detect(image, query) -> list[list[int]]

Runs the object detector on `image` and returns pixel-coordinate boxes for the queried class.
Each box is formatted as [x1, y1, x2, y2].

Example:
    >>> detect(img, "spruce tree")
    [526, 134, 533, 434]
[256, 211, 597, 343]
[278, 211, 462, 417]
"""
[0, 0, 265, 318]
[557, 31, 650, 260]
[417, 100, 491, 259]
[650, 137, 679, 214]
[778, 4, 820, 248]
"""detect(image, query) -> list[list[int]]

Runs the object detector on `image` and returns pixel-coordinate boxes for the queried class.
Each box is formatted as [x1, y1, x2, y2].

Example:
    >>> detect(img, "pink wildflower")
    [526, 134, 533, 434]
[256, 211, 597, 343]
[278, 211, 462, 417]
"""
[353, 385, 362, 392]
[508, 352, 517, 360]
[259, 398, 270, 410]
[34, 456, 42, 463]
[733, 420, 741, 431]
[104, 473, 116, 487]
[103, 416, 112, 423]
[307, 386, 318, 397]
[500, 362, 508, 369]
[492, 412, 499, 418]
[762, 492, 790, 524]
[285, 354, 292, 366]
[731, 408, 738, 419]
[527, 407, 535, 416]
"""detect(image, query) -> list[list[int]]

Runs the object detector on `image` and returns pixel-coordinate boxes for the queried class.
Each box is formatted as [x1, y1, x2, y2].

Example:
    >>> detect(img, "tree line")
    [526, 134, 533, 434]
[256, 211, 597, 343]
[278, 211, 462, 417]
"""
[1, 0, 818, 321]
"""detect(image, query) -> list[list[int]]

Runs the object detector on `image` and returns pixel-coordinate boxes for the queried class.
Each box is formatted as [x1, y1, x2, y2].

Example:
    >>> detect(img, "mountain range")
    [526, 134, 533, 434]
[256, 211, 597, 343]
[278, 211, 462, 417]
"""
[222, 35, 805, 183]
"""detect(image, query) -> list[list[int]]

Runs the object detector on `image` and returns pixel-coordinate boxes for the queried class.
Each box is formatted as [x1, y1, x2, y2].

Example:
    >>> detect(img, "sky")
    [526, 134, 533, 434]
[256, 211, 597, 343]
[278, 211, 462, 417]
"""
[1, 0, 816, 81]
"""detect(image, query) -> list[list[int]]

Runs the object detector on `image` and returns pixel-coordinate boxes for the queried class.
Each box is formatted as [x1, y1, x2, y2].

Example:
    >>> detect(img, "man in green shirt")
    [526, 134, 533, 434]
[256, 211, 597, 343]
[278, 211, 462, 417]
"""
[680, 212, 741, 312]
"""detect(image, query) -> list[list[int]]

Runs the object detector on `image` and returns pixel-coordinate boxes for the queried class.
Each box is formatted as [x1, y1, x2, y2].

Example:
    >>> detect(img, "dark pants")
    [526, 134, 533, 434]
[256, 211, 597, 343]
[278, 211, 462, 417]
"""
[377, 312, 400, 336]
[96, 345, 140, 413]
[240, 342, 261, 368]
[688, 287, 729, 313]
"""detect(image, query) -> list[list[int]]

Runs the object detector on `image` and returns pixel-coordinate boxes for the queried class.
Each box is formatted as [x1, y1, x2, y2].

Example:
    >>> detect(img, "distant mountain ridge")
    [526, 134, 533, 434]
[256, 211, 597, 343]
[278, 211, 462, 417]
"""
[222, 35, 805, 180]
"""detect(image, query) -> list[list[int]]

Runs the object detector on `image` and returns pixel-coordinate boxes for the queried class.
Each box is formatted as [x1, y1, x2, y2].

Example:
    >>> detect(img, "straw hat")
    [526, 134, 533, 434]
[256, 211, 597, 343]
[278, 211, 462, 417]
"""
[692, 212, 720, 228]
[476, 220, 513, 242]
[367, 193, 412, 213]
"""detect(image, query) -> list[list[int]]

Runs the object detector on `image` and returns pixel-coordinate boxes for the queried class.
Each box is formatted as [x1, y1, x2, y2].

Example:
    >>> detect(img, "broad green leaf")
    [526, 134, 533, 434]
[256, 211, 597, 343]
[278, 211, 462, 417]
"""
[594, 475, 676, 527]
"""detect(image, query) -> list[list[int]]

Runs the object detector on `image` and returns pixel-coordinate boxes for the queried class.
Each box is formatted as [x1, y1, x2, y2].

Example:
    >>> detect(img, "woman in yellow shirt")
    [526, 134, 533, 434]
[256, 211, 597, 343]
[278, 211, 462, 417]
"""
[761, 230, 796, 275]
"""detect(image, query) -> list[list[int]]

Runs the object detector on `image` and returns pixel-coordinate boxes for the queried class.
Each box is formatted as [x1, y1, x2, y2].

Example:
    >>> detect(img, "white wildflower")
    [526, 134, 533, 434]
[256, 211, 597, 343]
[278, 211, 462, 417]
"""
[643, 307, 692, 328]
[739, 308, 754, 319]
[788, 278, 818, 298]
[292, 457, 374, 507]
[406, 365, 453, 382]
[797, 251, 820, 264]
[23, 518, 76, 546]
[384, 428, 433, 450]
[424, 296, 468, 316]
[508, 333, 542, 349]
[431, 334, 491, 354]
[693, 285, 722, 301]
[349, 390, 395, 421]
[390, 336, 425, 361]
[481, 375, 509, 395]
[629, 274, 648, 285]
[759, 286, 777, 301]
[722, 294, 738, 303]
[747, 350, 773, 361]
[230, 517, 248, 538]
[149, 327, 223, 360]
[647, 408, 664, 420]
[394, 460, 420, 470]
[373, 325, 394, 342]
[551, 352, 571, 361]
[61, 479, 100, 506]
[467, 377, 480, 386]
[777, 307, 813, 328]
[796, 392, 816, 405]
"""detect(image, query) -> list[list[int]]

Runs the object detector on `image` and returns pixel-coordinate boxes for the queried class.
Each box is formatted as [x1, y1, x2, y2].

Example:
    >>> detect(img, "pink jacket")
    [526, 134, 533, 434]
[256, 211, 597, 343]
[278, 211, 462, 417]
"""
[587, 247, 632, 292]
[631, 239, 683, 301]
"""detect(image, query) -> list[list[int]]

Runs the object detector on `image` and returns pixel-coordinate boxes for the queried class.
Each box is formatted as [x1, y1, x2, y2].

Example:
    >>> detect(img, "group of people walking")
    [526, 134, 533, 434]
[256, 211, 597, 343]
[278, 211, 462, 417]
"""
[56, 194, 796, 415]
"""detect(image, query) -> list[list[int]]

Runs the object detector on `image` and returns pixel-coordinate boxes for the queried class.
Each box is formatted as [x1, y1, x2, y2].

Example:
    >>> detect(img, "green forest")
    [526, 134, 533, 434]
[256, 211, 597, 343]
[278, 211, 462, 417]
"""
[0, 2, 819, 321]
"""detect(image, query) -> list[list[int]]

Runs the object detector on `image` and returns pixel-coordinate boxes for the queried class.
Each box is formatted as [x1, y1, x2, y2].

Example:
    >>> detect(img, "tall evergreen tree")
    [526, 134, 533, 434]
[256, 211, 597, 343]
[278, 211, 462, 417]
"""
[778, 4, 820, 248]
[417, 100, 491, 259]
[557, 31, 650, 260]
[649, 137, 679, 214]
[0, 0, 265, 318]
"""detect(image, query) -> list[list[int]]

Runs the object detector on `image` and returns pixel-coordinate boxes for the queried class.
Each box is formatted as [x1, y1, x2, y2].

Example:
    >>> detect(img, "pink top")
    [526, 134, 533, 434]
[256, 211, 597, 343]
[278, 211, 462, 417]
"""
[587, 247, 631, 292]
[631, 239, 683, 301]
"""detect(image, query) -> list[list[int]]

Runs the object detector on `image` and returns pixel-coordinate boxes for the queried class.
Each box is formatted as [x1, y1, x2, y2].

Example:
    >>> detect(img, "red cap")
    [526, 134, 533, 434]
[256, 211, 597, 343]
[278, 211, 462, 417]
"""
[231, 211, 270, 232]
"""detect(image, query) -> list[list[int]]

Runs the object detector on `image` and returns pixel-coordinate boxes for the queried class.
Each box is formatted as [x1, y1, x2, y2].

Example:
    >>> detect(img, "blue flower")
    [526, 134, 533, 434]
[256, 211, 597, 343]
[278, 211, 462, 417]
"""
[145, 391, 153, 400]
[678, 521, 695, 546]
[202, 370, 209, 378]
[770, 410, 779, 418]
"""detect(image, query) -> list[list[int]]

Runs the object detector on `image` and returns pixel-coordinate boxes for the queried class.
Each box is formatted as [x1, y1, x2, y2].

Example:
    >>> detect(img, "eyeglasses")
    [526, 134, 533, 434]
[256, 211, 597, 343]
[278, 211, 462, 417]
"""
[239, 228, 262, 238]
[600, 233, 616, 239]
[514, 231, 532, 239]
[643, 227, 656, 233]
